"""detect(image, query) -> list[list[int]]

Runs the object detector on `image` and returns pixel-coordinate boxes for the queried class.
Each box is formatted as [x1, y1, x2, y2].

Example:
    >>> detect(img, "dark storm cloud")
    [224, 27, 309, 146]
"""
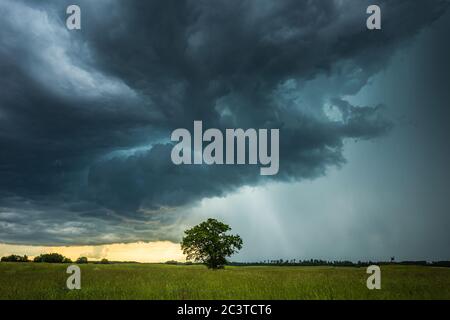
[0, 0, 447, 244]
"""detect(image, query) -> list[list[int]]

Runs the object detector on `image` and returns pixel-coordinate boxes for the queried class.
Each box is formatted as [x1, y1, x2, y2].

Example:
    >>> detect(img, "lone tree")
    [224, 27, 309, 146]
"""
[181, 218, 243, 269]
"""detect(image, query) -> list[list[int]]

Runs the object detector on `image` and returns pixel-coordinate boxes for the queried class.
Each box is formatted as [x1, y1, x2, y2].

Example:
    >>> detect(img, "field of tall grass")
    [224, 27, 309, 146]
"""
[0, 263, 449, 300]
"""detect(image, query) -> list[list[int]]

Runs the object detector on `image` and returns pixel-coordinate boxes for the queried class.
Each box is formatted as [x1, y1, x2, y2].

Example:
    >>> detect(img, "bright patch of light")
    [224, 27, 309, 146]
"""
[323, 102, 344, 122]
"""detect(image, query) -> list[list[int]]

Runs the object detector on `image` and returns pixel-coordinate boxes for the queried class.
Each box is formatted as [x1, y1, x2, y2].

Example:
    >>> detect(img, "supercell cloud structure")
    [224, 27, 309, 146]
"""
[0, 0, 448, 245]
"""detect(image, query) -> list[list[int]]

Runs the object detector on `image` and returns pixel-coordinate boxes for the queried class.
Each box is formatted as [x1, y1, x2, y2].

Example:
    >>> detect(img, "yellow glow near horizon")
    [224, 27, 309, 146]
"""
[0, 241, 185, 263]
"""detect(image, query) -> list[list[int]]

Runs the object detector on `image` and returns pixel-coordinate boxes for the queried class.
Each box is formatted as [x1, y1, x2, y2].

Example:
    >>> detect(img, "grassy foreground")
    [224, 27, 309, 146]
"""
[0, 263, 449, 300]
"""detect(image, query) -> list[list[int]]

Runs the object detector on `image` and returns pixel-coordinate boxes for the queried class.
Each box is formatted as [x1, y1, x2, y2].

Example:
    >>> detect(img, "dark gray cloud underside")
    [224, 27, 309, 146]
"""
[0, 0, 448, 244]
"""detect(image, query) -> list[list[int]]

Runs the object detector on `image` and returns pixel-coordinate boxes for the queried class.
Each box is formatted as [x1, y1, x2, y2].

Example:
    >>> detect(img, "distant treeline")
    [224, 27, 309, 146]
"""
[227, 259, 450, 268]
[166, 259, 450, 268]
[2, 254, 450, 268]
[0, 253, 110, 264]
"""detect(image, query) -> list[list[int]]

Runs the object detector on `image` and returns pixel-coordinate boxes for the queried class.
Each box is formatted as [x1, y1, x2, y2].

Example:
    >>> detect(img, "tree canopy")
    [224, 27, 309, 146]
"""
[181, 218, 243, 269]
[33, 253, 69, 263]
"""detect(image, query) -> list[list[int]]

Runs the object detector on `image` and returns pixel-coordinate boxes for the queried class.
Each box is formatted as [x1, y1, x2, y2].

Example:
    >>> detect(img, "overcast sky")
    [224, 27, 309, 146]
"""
[0, 0, 449, 261]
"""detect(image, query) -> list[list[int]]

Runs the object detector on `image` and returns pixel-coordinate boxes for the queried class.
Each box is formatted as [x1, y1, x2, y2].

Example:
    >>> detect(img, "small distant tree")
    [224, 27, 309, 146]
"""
[100, 258, 109, 264]
[76, 257, 88, 264]
[33, 253, 67, 263]
[63, 257, 73, 263]
[181, 218, 243, 269]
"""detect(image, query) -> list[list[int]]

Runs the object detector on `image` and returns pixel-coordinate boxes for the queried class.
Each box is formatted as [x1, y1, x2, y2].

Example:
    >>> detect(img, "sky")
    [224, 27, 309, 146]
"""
[0, 0, 449, 262]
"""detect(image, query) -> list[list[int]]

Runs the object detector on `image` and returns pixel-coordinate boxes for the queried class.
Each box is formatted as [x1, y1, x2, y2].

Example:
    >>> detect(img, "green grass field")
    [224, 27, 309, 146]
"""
[0, 263, 449, 300]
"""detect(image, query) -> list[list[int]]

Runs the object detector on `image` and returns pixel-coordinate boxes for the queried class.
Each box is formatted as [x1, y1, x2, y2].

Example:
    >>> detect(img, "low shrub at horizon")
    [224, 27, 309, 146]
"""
[0, 255, 29, 263]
